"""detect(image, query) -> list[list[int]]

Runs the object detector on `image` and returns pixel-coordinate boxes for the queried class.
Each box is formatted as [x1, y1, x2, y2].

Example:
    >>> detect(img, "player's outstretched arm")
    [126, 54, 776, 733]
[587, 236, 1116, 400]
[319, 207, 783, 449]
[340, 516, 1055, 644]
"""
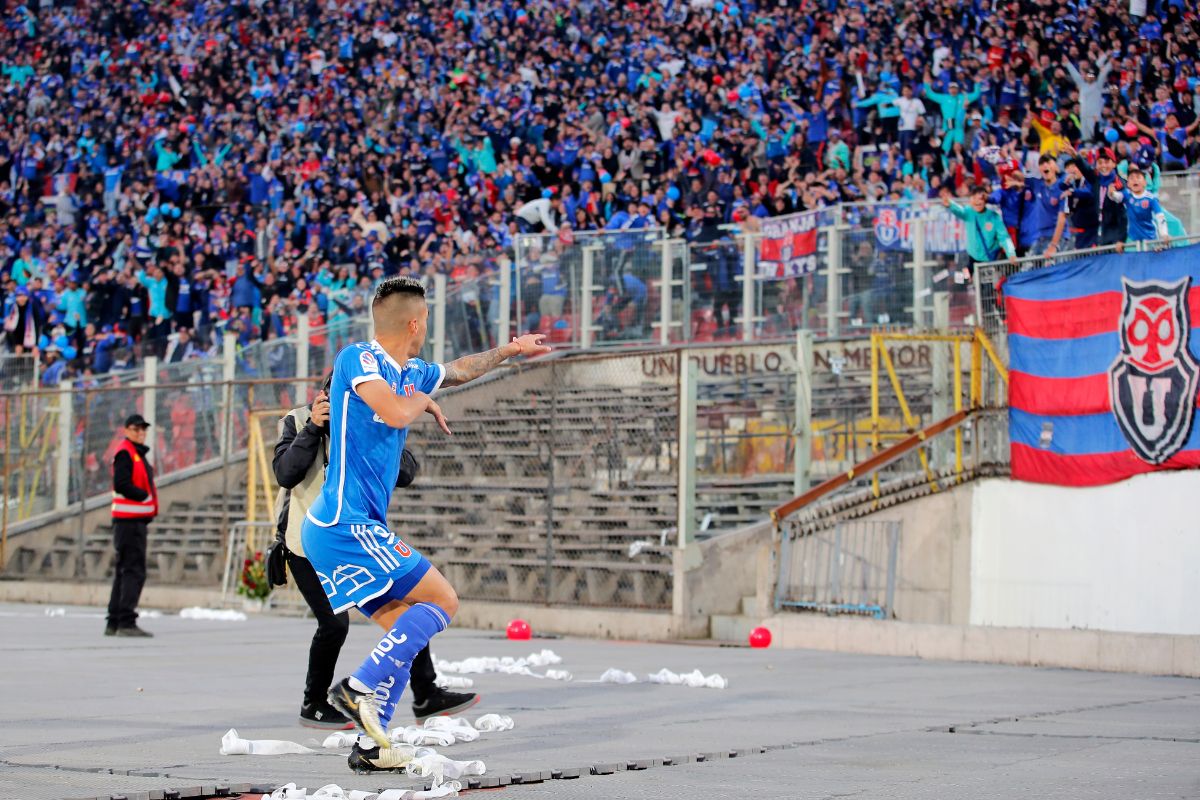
[442, 333, 552, 387]
[356, 380, 450, 433]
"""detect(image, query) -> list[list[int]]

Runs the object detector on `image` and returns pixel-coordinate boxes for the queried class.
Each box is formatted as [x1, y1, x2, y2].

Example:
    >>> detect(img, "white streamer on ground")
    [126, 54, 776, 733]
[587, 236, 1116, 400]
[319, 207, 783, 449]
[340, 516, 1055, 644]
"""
[261, 782, 459, 800]
[434, 675, 474, 690]
[423, 717, 480, 742]
[221, 729, 315, 755]
[473, 714, 515, 732]
[181, 607, 247, 621]
[595, 668, 639, 684]
[434, 650, 562, 679]
[646, 668, 728, 689]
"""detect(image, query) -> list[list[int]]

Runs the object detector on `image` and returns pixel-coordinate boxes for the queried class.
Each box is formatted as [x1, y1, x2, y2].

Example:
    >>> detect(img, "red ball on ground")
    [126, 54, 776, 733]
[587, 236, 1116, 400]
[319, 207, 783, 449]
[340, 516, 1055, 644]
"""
[507, 619, 532, 640]
[748, 626, 772, 648]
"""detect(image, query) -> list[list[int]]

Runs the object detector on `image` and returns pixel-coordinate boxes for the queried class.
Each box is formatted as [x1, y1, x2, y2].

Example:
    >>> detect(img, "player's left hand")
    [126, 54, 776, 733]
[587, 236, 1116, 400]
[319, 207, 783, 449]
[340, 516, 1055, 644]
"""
[511, 333, 551, 358]
[425, 397, 452, 436]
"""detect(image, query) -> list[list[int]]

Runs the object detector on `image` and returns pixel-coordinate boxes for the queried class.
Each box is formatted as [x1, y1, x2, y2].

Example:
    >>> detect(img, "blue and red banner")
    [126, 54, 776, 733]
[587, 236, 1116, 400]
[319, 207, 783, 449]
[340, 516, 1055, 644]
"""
[1005, 244, 1200, 486]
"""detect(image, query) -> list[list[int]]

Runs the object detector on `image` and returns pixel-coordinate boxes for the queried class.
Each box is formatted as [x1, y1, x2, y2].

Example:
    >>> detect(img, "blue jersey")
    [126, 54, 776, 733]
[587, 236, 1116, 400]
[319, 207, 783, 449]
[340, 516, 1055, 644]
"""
[1118, 190, 1166, 241]
[306, 341, 444, 527]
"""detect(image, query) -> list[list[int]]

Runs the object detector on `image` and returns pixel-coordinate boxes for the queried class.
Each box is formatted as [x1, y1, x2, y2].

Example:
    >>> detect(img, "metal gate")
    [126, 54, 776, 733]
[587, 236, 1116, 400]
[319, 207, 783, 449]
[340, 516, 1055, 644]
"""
[774, 519, 901, 619]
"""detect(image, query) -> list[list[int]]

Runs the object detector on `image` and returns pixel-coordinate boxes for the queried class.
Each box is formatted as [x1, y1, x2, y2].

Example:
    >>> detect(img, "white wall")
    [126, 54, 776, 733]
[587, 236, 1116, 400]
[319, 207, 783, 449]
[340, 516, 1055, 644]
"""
[971, 474, 1200, 635]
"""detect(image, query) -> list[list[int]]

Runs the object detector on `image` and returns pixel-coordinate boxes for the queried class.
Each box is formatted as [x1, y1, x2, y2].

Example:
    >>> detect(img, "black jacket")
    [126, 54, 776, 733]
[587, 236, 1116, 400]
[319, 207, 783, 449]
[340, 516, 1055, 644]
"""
[113, 439, 154, 502]
[271, 410, 420, 536]
[272, 412, 328, 536]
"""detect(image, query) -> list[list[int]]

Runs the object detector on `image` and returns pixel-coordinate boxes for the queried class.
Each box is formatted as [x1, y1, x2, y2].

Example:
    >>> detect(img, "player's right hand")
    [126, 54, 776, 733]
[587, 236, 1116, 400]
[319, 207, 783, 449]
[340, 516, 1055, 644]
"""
[426, 397, 452, 436]
[310, 393, 330, 426]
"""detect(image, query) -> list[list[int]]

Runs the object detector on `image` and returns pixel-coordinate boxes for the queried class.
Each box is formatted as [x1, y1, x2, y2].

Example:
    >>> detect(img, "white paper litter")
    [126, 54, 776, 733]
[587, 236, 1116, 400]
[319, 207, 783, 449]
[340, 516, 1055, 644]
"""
[597, 668, 639, 685]
[435, 650, 561, 677]
[321, 731, 359, 749]
[473, 714, 515, 732]
[262, 783, 459, 800]
[44, 607, 66, 617]
[434, 675, 474, 689]
[221, 729, 315, 756]
[390, 726, 456, 747]
[627, 540, 652, 557]
[646, 668, 728, 689]
[181, 607, 247, 621]
[406, 753, 486, 781]
[544, 669, 573, 681]
[423, 717, 480, 743]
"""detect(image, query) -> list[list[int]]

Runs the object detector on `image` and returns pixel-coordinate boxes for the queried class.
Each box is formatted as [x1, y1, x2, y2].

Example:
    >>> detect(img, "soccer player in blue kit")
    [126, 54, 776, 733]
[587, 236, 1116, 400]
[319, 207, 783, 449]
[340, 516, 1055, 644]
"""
[302, 276, 550, 772]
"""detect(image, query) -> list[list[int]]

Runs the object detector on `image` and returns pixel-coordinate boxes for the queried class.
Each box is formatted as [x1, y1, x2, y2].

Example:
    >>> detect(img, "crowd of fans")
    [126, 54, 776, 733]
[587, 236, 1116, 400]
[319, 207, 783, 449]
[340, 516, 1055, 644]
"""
[2, 0, 1198, 384]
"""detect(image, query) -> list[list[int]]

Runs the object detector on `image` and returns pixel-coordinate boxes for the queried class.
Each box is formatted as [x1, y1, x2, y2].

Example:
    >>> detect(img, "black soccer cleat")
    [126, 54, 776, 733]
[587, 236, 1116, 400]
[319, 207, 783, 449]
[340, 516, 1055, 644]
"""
[299, 700, 354, 730]
[412, 689, 480, 723]
[328, 678, 388, 748]
[348, 741, 414, 773]
[114, 625, 153, 637]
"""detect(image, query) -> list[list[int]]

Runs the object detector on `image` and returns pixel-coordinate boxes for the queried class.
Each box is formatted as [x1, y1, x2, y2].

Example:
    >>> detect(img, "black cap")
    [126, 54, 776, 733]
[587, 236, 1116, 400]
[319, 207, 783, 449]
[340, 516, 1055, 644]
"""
[124, 414, 151, 429]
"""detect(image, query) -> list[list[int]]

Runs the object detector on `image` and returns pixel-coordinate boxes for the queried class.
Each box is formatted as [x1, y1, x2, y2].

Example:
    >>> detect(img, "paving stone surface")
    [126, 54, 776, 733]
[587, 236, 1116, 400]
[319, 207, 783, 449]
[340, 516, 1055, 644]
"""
[1, 603, 1198, 799]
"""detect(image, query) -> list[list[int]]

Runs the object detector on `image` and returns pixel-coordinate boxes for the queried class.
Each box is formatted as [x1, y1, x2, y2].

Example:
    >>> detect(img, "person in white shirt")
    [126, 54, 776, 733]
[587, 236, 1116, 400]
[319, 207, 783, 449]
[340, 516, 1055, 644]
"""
[514, 196, 562, 234]
[893, 85, 927, 155]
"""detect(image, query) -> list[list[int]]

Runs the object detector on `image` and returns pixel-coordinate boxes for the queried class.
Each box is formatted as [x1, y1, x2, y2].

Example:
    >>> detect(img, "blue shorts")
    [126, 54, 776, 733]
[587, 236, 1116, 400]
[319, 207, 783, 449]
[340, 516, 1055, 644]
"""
[301, 517, 430, 615]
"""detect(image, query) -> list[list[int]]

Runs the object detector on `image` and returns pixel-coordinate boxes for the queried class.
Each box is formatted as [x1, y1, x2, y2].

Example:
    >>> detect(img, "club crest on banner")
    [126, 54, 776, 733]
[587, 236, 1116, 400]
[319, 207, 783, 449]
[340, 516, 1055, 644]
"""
[874, 208, 901, 247]
[1108, 278, 1199, 464]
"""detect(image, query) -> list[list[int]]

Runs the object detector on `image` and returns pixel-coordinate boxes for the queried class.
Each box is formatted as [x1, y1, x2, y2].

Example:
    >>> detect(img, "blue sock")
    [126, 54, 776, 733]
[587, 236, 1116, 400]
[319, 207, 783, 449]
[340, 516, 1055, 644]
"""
[352, 602, 450, 728]
[373, 669, 410, 731]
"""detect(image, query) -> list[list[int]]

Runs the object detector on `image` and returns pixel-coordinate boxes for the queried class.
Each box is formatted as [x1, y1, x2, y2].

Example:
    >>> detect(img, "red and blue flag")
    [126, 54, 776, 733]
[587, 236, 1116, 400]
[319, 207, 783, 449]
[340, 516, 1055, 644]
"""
[1005, 245, 1200, 486]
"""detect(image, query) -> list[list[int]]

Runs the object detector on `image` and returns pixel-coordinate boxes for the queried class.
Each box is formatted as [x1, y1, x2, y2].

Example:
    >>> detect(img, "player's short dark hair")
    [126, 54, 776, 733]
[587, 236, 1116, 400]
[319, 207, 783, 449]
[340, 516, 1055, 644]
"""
[372, 276, 425, 310]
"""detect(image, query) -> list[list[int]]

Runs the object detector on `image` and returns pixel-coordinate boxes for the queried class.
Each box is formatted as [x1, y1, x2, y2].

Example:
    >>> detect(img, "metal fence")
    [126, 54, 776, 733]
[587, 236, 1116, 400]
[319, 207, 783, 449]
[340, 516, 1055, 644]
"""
[0, 374, 320, 579]
[976, 236, 1200, 354]
[774, 519, 901, 619]
[396, 353, 682, 609]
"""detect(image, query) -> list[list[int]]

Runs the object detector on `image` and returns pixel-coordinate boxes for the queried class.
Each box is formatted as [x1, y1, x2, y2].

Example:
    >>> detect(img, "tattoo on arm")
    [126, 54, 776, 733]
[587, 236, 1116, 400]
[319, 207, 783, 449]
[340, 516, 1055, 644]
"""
[442, 345, 513, 387]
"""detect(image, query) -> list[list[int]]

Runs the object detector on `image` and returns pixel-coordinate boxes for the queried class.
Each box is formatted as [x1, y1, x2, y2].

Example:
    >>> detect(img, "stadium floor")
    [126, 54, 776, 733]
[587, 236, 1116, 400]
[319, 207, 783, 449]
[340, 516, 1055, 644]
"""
[1, 603, 1197, 800]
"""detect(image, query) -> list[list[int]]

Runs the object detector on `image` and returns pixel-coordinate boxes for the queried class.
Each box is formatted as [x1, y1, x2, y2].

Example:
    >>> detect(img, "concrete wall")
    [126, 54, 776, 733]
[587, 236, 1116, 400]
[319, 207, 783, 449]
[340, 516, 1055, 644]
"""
[971, 474, 1200, 635]
[764, 613, 1200, 678]
[1, 461, 240, 577]
[874, 484, 974, 625]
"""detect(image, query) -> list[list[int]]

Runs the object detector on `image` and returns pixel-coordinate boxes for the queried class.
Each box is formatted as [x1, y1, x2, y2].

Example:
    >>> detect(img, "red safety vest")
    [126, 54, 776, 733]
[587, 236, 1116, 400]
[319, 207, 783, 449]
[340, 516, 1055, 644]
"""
[111, 439, 158, 519]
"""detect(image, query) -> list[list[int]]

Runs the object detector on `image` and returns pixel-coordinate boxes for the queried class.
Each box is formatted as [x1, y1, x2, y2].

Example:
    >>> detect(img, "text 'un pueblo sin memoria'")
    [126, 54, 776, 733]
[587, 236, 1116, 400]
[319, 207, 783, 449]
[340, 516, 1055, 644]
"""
[639, 344, 932, 378]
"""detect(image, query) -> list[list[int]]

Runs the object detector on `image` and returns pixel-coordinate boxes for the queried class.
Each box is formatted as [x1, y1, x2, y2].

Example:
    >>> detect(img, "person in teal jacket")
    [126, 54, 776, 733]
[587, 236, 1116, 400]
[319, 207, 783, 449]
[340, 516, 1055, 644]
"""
[923, 79, 984, 153]
[941, 186, 1016, 272]
[854, 76, 900, 140]
[58, 278, 87, 331]
[154, 137, 183, 172]
[451, 135, 497, 175]
[136, 266, 169, 320]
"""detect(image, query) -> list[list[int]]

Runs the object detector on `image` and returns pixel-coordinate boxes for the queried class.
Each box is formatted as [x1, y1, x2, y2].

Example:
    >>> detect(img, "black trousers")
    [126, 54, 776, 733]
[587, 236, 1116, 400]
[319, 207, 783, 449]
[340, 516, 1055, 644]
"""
[107, 518, 148, 628]
[287, 550, 439, 706]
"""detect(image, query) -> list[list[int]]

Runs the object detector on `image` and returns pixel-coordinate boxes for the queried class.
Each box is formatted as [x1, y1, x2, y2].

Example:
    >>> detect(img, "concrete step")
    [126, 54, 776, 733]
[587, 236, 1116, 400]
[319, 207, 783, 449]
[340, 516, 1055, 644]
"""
[710, 613, 758, 643]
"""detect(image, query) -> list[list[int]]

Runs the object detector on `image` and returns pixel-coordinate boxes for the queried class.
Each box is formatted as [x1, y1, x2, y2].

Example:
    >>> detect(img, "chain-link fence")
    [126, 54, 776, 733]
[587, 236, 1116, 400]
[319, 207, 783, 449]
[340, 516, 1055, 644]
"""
[515, 229, 667, 349]
[397, 353, 680, 609]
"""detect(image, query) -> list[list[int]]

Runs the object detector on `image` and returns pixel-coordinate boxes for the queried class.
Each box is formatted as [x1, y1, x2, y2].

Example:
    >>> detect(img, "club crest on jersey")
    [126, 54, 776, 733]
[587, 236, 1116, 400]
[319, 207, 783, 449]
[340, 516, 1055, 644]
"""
[402, 383, 416, 397]
[1108, 277, 1199, 464]
[359, 350, 379, 373]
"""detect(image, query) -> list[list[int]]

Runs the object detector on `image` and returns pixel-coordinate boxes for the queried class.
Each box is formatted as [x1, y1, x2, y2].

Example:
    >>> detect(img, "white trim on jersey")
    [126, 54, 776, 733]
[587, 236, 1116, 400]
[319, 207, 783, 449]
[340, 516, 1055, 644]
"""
[430, 363, 446, 395]
[373, 339, 404, 372]
[350, 373, 385, 391]
[352, 524, 401, 571]
[305, 389, 352, 529]
[330, 577, 394, 615]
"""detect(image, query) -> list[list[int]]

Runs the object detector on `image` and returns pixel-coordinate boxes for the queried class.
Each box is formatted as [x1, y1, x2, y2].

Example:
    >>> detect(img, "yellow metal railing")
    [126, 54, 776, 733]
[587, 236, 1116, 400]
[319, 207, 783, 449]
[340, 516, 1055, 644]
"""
[868, 328, 1007, 498]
